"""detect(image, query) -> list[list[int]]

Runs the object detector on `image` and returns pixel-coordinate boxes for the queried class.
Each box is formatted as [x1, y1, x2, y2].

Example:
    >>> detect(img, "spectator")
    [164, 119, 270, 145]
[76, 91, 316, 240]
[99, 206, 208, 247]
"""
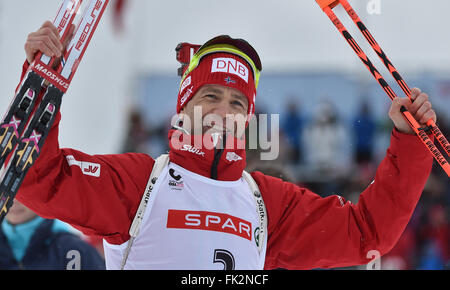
[0, 199, 105, 270]
[417, 205, 449, 267]
[281, 100, 304, 164]
[121, 108, 150, 153]
[352, 100, 376, 165]
[417, 240, 445, 270]
[303, 100, 350, 177]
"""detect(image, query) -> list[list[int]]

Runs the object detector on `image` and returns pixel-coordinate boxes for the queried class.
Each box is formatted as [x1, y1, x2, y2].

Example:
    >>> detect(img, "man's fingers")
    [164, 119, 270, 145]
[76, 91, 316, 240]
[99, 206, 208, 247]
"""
[420, 110, 436, 125]
[28, 38, 59, 58]
[25, 21, 67, 63]
[415, 101, 432, 122]
[44, 27, 64, 53]
[389, 97, 408, 118]
[389, 88, 437, 134]
[25, 20, 76, 65]
[410, 87, 421, 100]
[33, 27, 63, 54]
[28, 35, 61, 57]
[41, 20, 60, 36]
[62, 24, 76, 50]
[409, 92, 429, 115]
[389, 97, 414, 134]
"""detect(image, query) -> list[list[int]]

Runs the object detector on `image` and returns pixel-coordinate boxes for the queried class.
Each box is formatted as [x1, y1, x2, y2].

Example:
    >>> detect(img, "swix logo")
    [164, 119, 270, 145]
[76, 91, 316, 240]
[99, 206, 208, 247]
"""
[75, 0, 103, 51]
[66, 155, 101, 177]
[57, 0, 77, 34]
[167, 210, 252, 241]
[212, 58, 249, 83]
[181, 144, 205, 157]
[226, 152, 242, 162]
[33, 63, 69, 90]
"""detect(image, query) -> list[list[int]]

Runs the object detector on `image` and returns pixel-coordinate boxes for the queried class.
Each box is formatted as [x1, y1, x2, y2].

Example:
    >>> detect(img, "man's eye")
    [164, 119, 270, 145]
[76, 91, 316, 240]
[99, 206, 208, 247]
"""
[205, 94, 217, 99]
[232, 101, 244, 108]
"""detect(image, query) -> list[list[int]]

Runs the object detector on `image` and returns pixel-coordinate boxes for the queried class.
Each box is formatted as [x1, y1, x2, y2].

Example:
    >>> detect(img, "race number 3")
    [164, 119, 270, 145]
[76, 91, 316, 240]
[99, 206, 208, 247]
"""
[213, 249, 235, 270]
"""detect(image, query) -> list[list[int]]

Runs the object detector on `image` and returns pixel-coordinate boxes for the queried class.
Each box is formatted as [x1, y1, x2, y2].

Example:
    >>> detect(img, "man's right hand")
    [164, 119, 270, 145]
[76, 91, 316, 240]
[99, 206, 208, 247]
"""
[24, 21, 75, 64]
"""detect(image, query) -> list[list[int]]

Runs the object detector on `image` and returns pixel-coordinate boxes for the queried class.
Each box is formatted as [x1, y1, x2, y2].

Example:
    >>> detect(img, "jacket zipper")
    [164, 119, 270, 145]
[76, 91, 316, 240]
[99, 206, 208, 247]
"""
[210, 148, 224, 180]
[210, 133, 227, 180]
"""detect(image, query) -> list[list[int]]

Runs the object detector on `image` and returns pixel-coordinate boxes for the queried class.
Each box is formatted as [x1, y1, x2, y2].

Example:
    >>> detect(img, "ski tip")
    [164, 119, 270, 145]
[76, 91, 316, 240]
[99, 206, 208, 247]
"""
[316, 0, 340, 10]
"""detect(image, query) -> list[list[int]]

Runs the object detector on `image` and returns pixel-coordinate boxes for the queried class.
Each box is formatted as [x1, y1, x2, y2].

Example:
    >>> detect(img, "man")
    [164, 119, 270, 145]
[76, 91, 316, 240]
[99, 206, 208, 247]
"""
[15, 21, 435, 269]
[0, 199, 105, 270]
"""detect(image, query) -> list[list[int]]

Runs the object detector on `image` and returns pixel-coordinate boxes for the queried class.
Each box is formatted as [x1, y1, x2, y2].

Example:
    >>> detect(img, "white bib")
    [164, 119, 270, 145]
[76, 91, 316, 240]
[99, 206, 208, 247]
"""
[103, 161, 267, 270]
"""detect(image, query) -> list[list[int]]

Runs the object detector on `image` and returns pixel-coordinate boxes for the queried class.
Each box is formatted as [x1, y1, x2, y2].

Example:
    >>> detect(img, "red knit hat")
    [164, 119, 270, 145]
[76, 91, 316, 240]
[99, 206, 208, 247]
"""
[176, 36, 261, 122]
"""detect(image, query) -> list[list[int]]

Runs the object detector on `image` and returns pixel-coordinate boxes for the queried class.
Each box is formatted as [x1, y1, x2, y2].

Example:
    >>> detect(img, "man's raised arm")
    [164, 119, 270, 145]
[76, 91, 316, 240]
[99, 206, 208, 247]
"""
[14, 22, 154, 245]
[254, 88, 435, 270]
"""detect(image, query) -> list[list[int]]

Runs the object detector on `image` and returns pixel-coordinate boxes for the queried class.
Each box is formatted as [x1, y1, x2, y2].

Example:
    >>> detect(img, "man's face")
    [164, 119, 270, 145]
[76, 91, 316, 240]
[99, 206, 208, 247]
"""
[180, 84, 249, 138]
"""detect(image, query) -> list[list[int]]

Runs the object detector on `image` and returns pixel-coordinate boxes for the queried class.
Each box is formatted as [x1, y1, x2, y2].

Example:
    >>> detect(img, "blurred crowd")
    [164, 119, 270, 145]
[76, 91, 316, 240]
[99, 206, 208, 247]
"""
[120, 96, 449, 270]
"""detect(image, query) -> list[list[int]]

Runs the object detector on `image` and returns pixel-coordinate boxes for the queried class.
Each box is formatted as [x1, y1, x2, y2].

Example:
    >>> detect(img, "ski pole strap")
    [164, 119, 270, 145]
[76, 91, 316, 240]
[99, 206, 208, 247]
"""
[315, 0, 450, 177]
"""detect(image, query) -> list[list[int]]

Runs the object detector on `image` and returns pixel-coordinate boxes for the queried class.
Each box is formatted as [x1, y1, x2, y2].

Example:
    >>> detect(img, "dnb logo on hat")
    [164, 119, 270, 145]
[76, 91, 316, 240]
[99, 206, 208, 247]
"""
[211, 57, 249, 83]
[176, 35, 262, 117]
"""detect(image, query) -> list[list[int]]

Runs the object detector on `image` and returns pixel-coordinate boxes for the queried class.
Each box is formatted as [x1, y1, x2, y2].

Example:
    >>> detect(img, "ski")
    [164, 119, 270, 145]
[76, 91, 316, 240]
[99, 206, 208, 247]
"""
[0, 0, 109, 222]
[0, 0, 82, 169]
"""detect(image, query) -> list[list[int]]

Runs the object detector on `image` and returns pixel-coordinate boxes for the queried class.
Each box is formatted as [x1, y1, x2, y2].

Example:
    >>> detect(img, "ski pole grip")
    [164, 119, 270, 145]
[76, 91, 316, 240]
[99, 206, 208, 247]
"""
[316, 0, 340, 10]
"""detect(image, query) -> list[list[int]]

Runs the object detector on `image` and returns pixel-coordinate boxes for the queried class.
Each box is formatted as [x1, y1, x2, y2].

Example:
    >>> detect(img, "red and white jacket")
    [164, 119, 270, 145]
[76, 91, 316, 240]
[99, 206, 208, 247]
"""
[14, 62, 433, 269]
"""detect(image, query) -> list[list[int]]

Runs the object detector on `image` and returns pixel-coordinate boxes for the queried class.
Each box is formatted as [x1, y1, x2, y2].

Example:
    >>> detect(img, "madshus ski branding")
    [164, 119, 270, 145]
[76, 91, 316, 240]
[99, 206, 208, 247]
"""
[32, 63, 70, 91]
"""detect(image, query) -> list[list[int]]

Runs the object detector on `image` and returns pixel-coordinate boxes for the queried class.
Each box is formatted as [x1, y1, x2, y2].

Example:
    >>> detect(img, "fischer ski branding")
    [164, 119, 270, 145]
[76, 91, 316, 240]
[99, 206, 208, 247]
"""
[0, 0, 109, 222]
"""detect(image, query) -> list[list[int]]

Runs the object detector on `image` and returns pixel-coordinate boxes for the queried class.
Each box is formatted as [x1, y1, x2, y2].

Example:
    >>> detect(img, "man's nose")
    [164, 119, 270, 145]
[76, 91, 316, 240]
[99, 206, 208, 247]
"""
[209, 101, 232, 119]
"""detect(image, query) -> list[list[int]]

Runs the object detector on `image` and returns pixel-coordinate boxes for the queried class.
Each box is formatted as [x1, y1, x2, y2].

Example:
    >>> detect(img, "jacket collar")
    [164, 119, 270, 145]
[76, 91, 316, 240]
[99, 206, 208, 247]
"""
[168, 129, 246, 181]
